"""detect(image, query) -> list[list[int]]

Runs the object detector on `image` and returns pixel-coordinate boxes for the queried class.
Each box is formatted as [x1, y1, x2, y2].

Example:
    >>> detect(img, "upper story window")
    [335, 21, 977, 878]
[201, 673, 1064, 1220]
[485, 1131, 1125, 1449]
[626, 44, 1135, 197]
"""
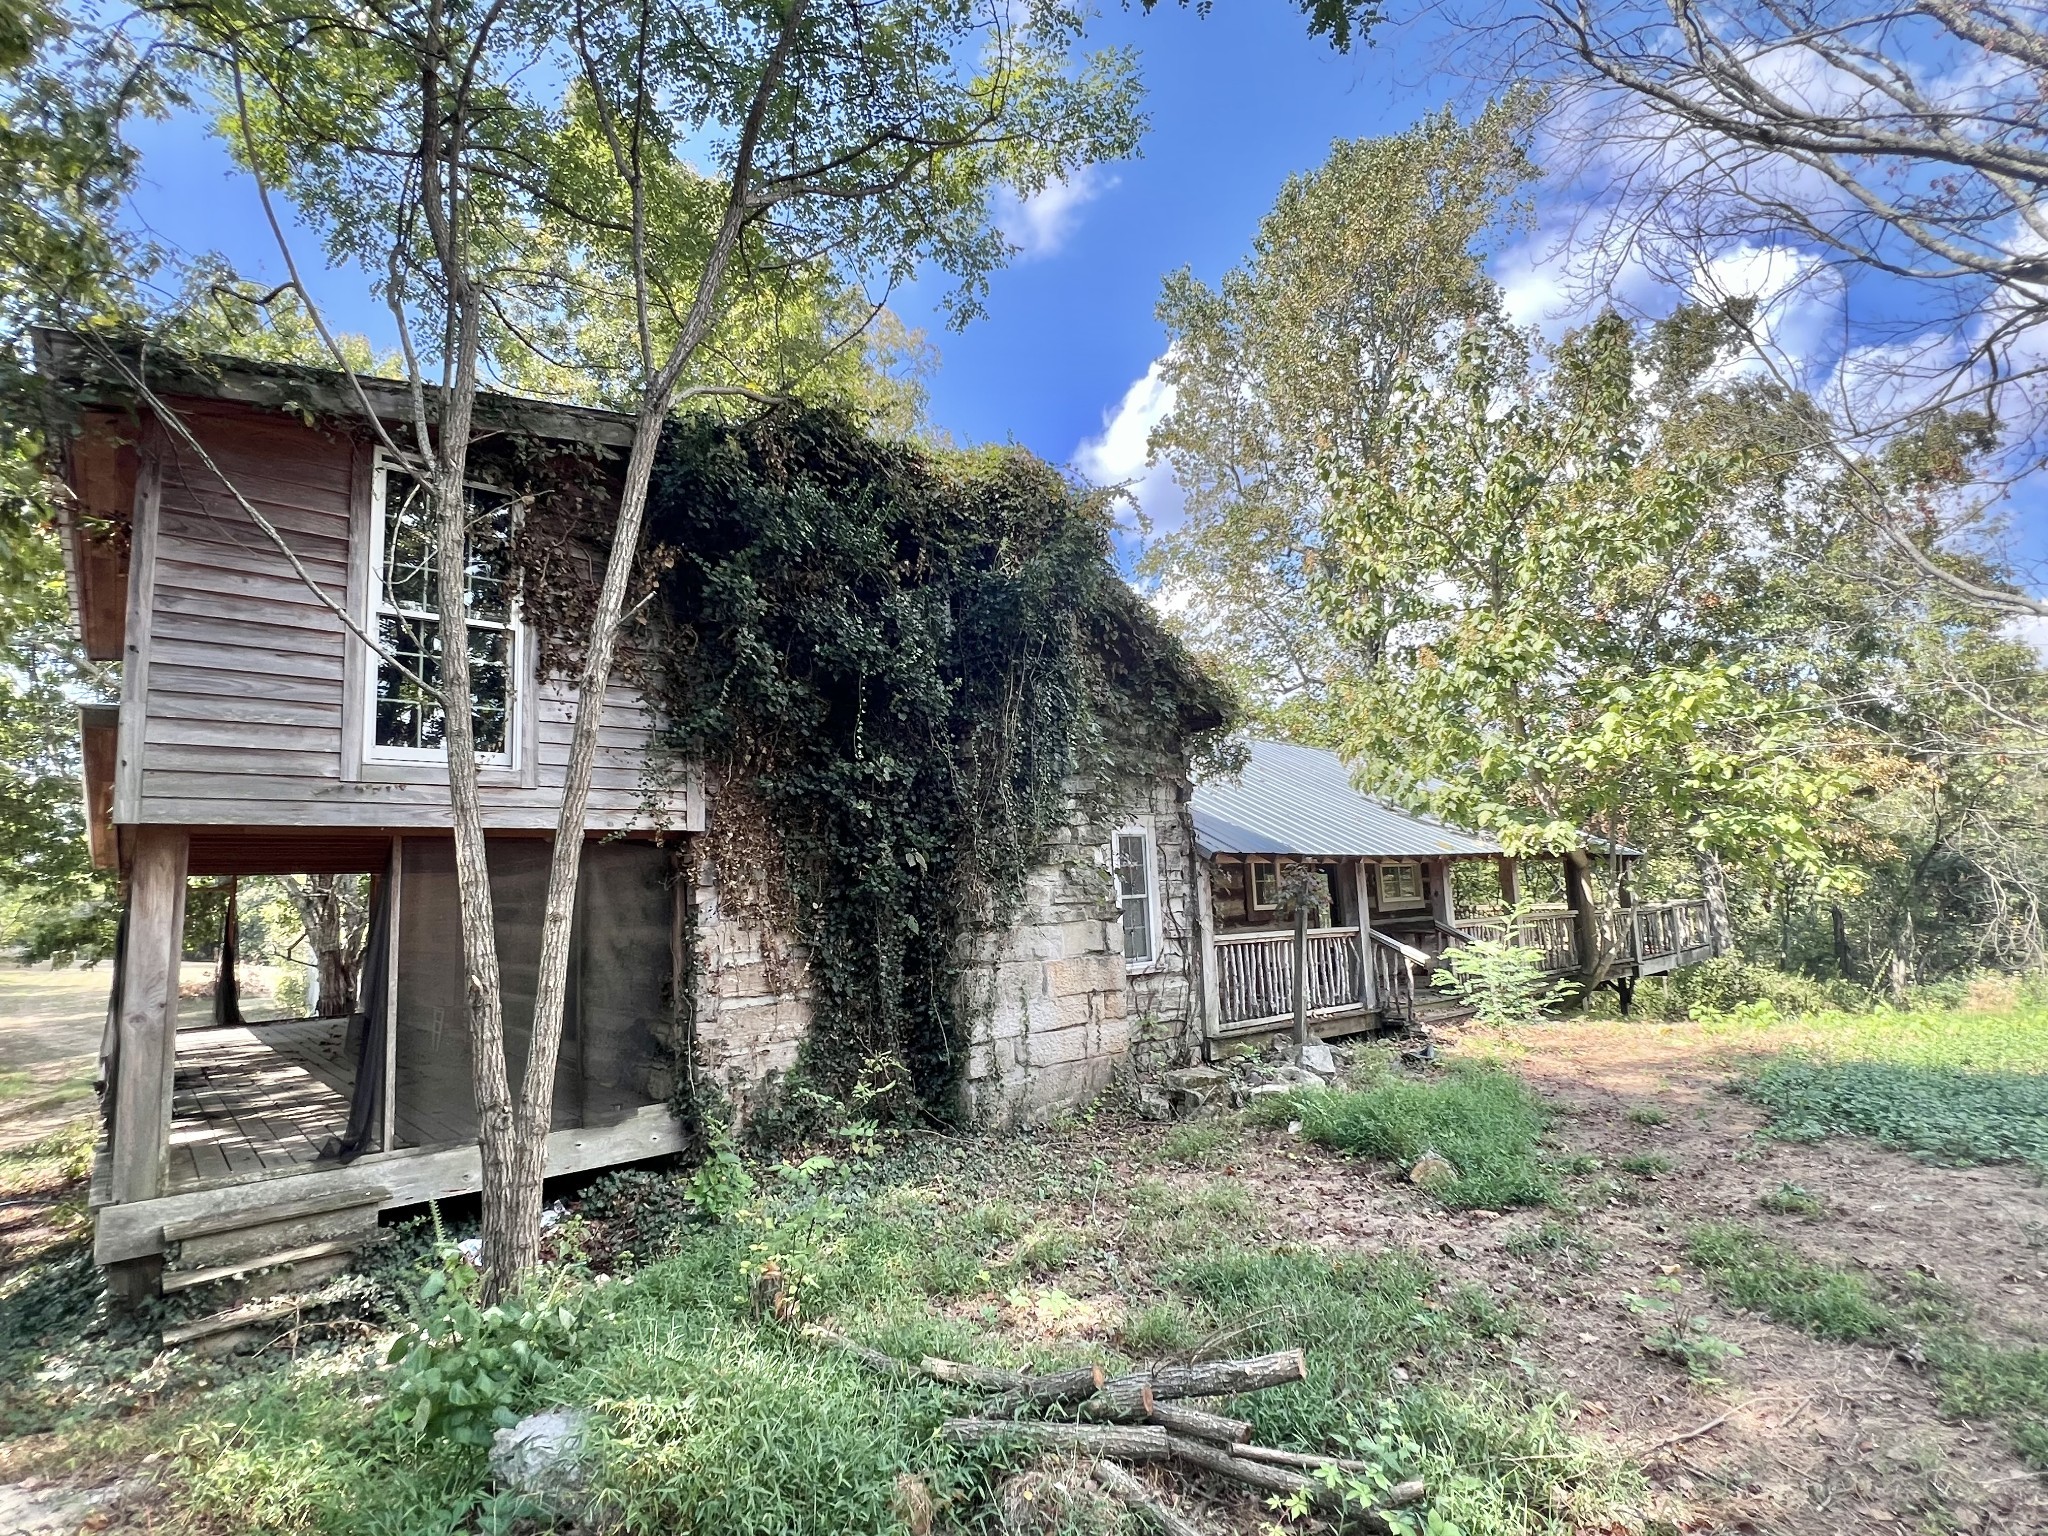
[368, 460, 521, 765]
[1112, 824, 1161, 968]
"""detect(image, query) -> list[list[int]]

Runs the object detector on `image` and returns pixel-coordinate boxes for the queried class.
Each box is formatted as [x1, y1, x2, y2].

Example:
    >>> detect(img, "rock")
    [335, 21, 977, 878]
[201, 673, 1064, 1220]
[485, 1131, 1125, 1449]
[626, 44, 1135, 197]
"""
[1161, 1065, 1229, 1096]
[1246, 1082, 1295, 1100]
[1273, 1065, 1324, 1087]
[1408, 1149, 1458, 1193]
[1296, 1042, 1338, 1077]
[0, 1481, 134, 1534]
[489, 1408, 592, 1519]
[1136, 1085, 1172, 1122]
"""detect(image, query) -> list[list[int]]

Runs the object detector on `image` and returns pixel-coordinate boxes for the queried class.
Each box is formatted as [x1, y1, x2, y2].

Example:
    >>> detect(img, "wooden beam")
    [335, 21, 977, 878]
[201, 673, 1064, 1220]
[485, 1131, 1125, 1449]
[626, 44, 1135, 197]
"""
[113, 430, 162, 825]
[1497, 855, 1521, 907]
[110, 826, 187, 1206]
[1194, 857, 1221, 1044]
[1352, 859, 1378, 1011]
[93, 1103, 687, 1264]
[382, 836, 402, 1152]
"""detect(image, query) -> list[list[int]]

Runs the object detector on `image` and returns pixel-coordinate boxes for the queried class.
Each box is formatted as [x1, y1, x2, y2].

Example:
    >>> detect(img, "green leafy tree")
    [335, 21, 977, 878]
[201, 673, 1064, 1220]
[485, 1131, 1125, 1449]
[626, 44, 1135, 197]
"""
[1139, 97, 1540, 736]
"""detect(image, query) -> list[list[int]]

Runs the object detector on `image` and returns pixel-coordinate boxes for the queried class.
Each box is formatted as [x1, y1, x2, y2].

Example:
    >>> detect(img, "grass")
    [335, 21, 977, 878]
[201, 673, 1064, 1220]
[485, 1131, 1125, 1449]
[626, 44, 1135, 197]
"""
[1684, 1221, 1894, 1342]
[1700, 998, 2048, 1073]
[1617, 1153, 1674, 1177]
[1623, 1105, 1669, 1126]
[1260, 1063, 1562, 1210]
[1757, 1182, 1826, 1217]
[1157, 1119, 1239, 1166]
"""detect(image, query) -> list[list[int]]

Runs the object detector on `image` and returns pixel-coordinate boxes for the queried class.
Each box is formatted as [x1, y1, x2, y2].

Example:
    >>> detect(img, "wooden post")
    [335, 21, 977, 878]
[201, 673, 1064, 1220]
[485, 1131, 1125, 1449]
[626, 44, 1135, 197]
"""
[1430, 858, 1456, 929]
[1194, 857, 1221, 1047]
[1290, 899, 1308, 1060]
[1496, 855, 1521, 908]
[111, 826, 187, 1206]
[1352, 859, 1378, 1012]
[382, 837, 402, 1151]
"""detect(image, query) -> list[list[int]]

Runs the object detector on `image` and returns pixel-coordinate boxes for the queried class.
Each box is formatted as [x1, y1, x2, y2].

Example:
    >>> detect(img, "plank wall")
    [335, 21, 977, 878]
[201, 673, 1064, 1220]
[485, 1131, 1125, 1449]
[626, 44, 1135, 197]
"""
[118, 398, 692, 832]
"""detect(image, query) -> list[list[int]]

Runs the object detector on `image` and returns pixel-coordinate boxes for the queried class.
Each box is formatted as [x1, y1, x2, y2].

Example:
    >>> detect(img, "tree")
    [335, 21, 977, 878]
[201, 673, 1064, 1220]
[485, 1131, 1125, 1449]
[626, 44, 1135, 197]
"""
[1481, 0, 2048, 619]
[278, 875, 369, 1019]
[145, 0, 1145, 1293]
[1318, 306, 1875, 962]
[1138, 97, 1541, 733]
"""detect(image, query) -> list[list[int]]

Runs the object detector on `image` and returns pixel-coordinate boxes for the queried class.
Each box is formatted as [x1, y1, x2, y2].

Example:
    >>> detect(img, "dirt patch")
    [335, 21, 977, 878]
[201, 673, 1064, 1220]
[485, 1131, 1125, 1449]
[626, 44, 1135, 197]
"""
[1198, 1019, 2048, 1535]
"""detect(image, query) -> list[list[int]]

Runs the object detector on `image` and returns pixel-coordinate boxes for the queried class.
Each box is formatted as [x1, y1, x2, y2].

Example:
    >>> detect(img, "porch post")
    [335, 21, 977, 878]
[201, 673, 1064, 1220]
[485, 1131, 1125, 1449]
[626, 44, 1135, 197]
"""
[382, 836, 403, 1151]
[111, 826, 187, 1206]
[1353, 859, 1378, 1011]
[1496, 855, 1521, 908]
[1194, 856, 1221, 1050]
[1430, 858, 1456, 928]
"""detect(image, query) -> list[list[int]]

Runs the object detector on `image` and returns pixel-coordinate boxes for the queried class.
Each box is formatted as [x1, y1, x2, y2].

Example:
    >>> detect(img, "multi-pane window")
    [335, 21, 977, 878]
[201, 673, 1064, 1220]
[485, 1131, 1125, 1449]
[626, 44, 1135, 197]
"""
[1377, 861, 1424, 909]
[1113, 826, 1158, 966]
[370, 463, 519, 762]
[1250, 856, 1280, 912]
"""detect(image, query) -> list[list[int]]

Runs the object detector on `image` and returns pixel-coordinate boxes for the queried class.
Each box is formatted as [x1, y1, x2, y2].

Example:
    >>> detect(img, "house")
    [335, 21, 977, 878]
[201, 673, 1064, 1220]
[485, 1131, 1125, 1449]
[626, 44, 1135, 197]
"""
[36, 332, 1216, 1297]
[1187, 740, 1720, 1040]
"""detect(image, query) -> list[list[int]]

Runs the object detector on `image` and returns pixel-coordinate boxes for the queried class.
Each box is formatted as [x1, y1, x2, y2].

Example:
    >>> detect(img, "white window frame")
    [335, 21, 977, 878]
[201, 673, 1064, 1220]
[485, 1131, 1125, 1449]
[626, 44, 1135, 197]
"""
[1249, 855, 1280, 912]
[1377, 860, 1425, 910]
[364, 456, 526, 770]
[1110, 823, 1164, 971]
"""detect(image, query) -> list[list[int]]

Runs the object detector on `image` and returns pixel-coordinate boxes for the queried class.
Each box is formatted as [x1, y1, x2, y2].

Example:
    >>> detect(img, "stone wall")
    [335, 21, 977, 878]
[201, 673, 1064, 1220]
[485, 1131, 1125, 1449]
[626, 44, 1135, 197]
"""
[691, 766, 1205, 1129]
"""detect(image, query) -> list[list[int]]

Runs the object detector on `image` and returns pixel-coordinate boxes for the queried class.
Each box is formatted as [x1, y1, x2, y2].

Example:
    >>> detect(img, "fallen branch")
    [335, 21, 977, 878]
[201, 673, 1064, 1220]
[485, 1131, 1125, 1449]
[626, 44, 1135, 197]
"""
[1146, 1350, 1307, 1400]
[980, 1364, 1110, 1416]
[1147, 1403, 1250, 1444]
[804, 1327, 1101, 1404]
[919, 1356, 1030, 1392]
[940, 1419, 1169, 1459]
[1090, 1459, 1212, 1536]
[1636, 1410, 1732, 1458]
[1078, 1379, 1156, 1422]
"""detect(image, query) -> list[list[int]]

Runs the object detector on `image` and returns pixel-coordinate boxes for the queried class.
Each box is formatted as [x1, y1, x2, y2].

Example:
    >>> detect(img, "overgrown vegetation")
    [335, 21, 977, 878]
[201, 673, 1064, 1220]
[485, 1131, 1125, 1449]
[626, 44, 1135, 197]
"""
[628, 409, 1233, 1118]
[1258, 1064, 1562, 1210]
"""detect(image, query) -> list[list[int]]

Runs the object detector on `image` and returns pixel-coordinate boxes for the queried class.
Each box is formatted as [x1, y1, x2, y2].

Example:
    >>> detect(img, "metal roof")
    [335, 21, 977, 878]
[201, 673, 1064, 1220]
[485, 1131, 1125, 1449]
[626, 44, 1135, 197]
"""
[1191, 740, 1502, 860]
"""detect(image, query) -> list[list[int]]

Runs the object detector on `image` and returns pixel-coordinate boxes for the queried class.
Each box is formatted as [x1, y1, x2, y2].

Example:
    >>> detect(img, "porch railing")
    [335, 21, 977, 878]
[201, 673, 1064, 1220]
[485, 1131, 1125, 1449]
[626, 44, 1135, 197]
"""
[1213, 926, 1366, 1030]
[1370, 932, 1424, 1028]
[1593, 899, 1717, 967]
[1457, 909, 1581, 974]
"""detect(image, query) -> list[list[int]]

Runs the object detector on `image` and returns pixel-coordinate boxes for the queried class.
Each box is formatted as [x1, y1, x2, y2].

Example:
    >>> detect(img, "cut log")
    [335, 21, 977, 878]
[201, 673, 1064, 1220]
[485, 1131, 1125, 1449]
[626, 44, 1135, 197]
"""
[802, 1326, 916, 1381]
[1077, 1379, 1156, 1422]
[1147, 1350, 1307, 1400]
[980, 1364, 1110, 1416]
[941, 1419, 1169, 1459]
[1229, 1443, 1377, 1475]
[1090, 1459, 1212, 1536]
[918, 1356, 1029, 1392]
[1147, 1402, 1251, 1444]
[1162, 1434, 1312, 1498]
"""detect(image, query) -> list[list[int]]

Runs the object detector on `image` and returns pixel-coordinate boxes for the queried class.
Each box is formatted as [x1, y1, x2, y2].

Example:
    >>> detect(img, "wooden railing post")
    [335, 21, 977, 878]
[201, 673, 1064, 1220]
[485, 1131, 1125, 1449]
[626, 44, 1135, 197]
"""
[111, 826, 188, 1206]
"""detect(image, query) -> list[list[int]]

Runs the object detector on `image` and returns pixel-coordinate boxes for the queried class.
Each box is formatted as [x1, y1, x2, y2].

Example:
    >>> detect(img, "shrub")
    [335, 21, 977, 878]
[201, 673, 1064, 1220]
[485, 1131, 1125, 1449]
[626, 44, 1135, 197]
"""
[1684, 1222, 1892, 1342]
[1431, 935, 1574, 1027]
[1288, 1065, 1560, 1210]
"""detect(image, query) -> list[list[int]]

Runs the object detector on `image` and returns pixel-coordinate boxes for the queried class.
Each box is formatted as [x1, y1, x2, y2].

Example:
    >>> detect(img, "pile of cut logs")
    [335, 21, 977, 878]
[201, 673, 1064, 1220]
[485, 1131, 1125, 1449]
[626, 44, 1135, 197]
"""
[806, 1329, 1426, 1534]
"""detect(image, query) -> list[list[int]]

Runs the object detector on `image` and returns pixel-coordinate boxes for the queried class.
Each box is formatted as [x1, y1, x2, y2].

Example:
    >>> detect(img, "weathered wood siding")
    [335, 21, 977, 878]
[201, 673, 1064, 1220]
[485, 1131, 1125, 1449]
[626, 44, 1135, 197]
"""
[121, 399, 693, 832]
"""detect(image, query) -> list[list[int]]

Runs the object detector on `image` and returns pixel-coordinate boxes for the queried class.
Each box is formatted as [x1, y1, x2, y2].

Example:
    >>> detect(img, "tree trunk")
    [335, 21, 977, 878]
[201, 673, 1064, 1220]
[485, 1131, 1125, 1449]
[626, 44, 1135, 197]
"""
[1562, 849, 1604, 989]
[1830, 903, 1854, 980]
[1696, 850, 1731, 957]
[1290, 901, 1309, 1061]
[282, 875, 364, 1018]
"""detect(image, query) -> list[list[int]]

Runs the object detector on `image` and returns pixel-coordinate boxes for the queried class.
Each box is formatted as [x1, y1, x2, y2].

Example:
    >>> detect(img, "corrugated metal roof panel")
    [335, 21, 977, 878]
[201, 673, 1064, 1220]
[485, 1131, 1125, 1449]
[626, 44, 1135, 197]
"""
[1191, 740, 1501, 859]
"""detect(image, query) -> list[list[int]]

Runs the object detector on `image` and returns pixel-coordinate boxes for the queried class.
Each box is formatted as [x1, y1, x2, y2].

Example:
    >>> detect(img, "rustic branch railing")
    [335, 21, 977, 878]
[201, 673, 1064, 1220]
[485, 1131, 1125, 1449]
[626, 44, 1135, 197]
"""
[1214, 926, 1365, 1029]
[1593, 900, 1717, 969]
[1457, 910, 1581, 974]
[1370, 932, 1422, 1028]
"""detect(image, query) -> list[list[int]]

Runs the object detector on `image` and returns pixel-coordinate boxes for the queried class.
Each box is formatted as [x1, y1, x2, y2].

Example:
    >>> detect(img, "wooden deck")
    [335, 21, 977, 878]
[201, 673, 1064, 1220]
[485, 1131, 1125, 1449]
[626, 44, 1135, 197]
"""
[167, 1018, 356, 1192]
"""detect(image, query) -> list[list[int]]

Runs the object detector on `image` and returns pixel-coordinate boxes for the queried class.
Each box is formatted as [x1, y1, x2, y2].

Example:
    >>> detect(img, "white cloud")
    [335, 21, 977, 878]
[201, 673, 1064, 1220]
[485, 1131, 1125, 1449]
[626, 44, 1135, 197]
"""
[1075, 356, 1185, 534]
[2011, 614, 2048, 662]
[995, 167, 1114, 261]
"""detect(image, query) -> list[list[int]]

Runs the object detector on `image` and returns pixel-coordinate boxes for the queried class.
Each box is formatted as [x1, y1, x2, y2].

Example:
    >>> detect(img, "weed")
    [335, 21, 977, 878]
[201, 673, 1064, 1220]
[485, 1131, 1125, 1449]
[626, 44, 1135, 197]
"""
[1624, 1105, 1669, 1126]
[1503, 1219, 1601, 1270]
[1120, 1301, 1198, 1355]
[1159, 1120, 1238, 1166]
[1623, 1280, 1744, 1382]
[1757, 1182, 1826, 1218]
[1684, 1223, 1893, 1342]
[1618, 1153, 1674, 1176]
[1014, 1223, 1083, 1275]
[1925, 1335, 2048, 1470]
[0, 1120, 93, 1200]
[1288, 1065, 1562, 1210]
[1742, 1057, 2048, 1170]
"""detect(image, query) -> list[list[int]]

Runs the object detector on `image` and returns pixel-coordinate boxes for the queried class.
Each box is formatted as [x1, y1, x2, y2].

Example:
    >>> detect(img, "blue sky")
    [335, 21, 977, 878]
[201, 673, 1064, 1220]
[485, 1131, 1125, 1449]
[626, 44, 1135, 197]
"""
[118, 0, 2045, 606]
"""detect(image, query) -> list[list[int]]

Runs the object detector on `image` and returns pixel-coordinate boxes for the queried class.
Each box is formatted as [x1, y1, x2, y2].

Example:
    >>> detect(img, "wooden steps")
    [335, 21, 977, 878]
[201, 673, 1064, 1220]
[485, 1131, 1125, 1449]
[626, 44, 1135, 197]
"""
[159, 1184, 388, 1297]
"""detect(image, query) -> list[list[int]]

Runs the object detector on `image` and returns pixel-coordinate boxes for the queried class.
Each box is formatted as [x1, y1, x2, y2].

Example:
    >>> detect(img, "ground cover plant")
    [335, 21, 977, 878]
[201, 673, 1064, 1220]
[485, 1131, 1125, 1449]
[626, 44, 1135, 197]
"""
[1258, 1062, 1562, 1210]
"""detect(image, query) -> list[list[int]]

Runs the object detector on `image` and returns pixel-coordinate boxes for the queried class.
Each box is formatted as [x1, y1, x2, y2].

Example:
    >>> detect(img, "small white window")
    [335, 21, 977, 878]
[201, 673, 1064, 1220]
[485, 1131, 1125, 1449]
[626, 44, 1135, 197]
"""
[366, 459, 523, 765]
[1249, 856, 1280, 911]
[1111, 825, 1161, 968]
[1377, 861, 1424, 909]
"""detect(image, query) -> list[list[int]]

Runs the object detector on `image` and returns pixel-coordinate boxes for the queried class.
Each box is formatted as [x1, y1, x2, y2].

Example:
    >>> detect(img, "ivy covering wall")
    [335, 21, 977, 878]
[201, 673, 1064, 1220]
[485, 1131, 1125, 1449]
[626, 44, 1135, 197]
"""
[630, 409, 1233, 1120]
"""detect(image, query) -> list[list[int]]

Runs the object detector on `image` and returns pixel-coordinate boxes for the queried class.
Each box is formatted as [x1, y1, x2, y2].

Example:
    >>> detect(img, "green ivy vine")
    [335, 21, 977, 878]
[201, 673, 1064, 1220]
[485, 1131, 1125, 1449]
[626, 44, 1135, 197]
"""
[635, 408, 1233, 1122]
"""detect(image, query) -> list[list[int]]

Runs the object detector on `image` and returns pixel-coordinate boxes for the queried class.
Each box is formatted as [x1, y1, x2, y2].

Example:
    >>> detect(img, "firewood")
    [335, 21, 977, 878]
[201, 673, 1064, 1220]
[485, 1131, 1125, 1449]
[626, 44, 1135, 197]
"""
[980, 1364, 1110, 1416]
[1089, 1459, 1213, 1536]
[940, 1419, 1170, 1458]
[1166, 1437, 1399, 1533]
[1076, 1378, 1156, 1422]
[1146, 1402, 1250, 1444]
[803, 1325, 915, 1380]
[918, 1356, 1029, 1392]
[1227, 1446, 1426, 1508]
[1146, 1349, 1308, 1400]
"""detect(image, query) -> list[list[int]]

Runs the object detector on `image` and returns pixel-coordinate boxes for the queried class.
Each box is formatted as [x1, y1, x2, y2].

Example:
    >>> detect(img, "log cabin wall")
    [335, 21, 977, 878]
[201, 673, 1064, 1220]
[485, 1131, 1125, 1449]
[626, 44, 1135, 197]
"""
[117, 397, 691, 834]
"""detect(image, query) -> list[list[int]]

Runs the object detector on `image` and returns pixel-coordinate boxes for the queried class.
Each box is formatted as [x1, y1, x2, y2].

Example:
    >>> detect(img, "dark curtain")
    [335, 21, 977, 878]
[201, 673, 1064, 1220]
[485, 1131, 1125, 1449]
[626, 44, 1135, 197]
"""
[212, 879, 245, 1027]
[328, 874, 391, 1160]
